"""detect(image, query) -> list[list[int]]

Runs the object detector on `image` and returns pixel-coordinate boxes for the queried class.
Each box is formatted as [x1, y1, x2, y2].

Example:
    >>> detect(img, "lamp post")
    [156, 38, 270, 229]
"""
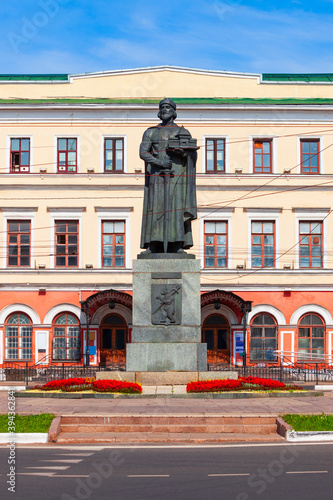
[84, 305, 90, 367]
[242, 308, 248, 368]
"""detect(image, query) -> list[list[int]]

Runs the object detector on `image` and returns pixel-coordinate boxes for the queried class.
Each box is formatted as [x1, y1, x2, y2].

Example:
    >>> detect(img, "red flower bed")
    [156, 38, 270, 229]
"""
[239, 376, 286, 389]
[33, 377, 142, 394]
[92, 380, 142, 394]
[41, 377, 93, 391]
[187, 376, 303, 393]
[187, 379, 242, 393]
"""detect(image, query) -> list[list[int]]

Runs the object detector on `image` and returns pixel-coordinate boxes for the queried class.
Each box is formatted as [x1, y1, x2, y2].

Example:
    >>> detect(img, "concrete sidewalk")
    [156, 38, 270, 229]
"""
[1, 390, 332, 416]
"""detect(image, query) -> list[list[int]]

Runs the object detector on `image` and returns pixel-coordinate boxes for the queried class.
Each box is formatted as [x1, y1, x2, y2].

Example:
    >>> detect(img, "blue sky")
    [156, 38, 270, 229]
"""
[1, 0, 333, 74]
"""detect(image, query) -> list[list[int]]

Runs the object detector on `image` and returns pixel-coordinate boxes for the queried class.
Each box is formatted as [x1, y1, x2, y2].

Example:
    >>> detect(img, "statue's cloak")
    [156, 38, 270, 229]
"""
[139, 124, 197, 249]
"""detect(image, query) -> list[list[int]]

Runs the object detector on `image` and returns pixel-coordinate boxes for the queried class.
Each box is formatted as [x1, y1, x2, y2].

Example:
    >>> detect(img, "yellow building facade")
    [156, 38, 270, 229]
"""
[0, 66, 333, 369]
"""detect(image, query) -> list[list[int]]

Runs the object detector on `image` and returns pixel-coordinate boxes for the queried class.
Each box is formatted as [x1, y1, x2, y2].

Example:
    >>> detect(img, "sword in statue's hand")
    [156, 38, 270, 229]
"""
[160, 156, 174, 253]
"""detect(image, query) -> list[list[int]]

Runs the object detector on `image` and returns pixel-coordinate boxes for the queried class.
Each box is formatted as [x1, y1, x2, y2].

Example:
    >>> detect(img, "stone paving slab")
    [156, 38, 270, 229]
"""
[1, 391, 332, 416]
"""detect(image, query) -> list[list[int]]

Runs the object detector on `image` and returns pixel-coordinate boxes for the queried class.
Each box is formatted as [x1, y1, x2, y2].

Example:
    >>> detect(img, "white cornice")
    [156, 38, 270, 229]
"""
[0, 207, 38, 212]
[243, 207, 283, 213]
[2, 106, 333, 124]
[94, 206, 134, 212]
[47, 207, 86, 212]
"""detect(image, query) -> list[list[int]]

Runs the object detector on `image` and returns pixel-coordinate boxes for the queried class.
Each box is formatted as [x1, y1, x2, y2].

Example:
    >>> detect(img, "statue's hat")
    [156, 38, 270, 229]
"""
[159, 98, 177, 110]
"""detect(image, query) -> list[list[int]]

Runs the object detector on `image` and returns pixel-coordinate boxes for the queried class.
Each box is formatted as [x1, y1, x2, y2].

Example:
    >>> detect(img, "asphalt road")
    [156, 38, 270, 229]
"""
[0, 443, 332, 500]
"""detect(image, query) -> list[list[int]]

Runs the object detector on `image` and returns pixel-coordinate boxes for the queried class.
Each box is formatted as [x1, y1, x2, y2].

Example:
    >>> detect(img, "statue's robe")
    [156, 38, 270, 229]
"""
[139, 123, 197, 249]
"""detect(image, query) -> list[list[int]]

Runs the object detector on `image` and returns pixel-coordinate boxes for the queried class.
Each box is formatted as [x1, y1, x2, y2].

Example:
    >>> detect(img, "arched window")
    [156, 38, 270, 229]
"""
[298, 313, 325, 360]
[250, 313, 277, 362]
[5, 313, 32, 360]
[52, 313, 80, 361]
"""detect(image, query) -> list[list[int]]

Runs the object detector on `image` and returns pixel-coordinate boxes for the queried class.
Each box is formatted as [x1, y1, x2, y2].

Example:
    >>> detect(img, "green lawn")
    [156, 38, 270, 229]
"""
[283, 413, 333, 431]
[0, 414, 55, 433]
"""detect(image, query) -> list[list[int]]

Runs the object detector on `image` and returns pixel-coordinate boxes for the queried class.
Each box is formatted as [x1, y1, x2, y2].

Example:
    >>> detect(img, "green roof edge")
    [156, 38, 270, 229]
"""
[0, 74, 69, 81]
[1, 72, 333, 83]
[262, 73, 333, 82]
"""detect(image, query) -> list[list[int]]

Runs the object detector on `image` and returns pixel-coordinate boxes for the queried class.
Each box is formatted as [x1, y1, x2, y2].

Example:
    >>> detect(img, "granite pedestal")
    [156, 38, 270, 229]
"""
[126, 258, 207, 372]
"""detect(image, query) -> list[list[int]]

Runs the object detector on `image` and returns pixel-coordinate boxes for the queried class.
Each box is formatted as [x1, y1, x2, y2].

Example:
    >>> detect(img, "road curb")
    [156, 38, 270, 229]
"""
[0, 433, 49, 444]
[48, 416, 61, 443]
[277, 416, 333, 442]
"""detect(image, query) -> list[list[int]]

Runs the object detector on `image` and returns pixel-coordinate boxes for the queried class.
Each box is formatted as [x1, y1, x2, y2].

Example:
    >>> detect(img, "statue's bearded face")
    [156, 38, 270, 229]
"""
[159, 103, 175, 120]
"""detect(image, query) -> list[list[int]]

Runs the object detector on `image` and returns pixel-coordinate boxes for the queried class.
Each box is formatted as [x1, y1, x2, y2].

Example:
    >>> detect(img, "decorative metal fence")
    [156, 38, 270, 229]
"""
[1, 353, 333, 387]
[208, 353, 333, 385]
[0, 360, 125, 387]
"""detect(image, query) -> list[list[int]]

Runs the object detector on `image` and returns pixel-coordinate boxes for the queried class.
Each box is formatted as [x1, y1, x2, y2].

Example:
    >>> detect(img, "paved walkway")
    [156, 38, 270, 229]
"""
[1, 391, 332, 416]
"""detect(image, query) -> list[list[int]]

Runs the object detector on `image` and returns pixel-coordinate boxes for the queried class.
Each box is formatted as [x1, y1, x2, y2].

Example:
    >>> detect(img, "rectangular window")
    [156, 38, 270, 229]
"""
[301, 139, 320, 174]
[253, 140, 272, 173]
[299, 221, 323, 268]
[7, 220, 31, 267]
[102, 220, 125, 267]
[104, 138, 124, 172]
[55, 221, 78, 267]
[204, 221, 228, 268]
[205, 138, 225, 173]
[57, 138, 77, 173]
[251, 221, 275, 268]
[10, 138, 30, 173]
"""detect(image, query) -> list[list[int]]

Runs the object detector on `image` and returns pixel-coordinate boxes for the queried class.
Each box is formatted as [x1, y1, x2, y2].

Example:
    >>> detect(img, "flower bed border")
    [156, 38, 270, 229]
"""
[15, 390, 322, 399]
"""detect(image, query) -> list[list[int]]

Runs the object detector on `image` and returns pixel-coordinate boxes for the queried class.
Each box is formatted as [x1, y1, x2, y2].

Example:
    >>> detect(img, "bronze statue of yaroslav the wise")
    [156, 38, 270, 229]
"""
[139, 98, 198, 257]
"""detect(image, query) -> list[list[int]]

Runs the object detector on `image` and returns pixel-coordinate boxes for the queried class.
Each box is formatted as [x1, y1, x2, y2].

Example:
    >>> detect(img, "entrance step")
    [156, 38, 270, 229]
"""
[56, 432, 284, 444]
[54, 415, 283, 444]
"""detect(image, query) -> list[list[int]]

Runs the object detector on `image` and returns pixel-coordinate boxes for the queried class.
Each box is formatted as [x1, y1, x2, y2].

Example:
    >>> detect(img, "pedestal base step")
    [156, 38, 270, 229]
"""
[95, 371, 238, 385]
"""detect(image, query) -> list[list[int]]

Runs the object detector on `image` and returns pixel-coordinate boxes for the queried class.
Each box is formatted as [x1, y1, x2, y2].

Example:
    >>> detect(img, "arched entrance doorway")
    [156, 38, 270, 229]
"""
[100, 313, 127, 366]
[202, 314, 230, 363]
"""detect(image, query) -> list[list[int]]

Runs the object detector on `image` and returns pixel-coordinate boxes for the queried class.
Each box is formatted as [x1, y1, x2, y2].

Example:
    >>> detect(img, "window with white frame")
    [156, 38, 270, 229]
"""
[7, 220, 31, 267]
[101, 220, 125, 267]
[250, 313, 278, 362]
[55, 220, 79, 267]
[299, 221, 323, 268]
[2, 209, 36, 269]
[204, 221, 228, 268]
[52, 313, 80, 360]
[294, 209, 327, 270]
[57, 138, 77, 173]
[246, 209, 280, 270]
[5, 313, 32, 360]
[253, 139, 272, 173]
[104, 138, 124, 173]
[205, 138, 226, 173]
[95, 207, 132, 268]
[10, 138, 30, 173]
[251, 221, 275, 268]
[200, 209, 233, 269]
[300, 139, 320, 174]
